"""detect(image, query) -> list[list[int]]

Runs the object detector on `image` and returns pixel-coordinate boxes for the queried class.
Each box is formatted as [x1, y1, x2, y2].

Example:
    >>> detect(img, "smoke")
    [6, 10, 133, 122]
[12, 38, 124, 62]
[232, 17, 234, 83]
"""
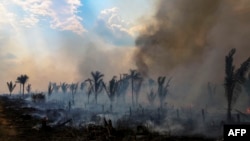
[0, 29, 136, 94]
[59, 34, 137, 82]
[135, 0, 250, 76]
[135, 0, 220, 76]
[135, 0, 250, 107]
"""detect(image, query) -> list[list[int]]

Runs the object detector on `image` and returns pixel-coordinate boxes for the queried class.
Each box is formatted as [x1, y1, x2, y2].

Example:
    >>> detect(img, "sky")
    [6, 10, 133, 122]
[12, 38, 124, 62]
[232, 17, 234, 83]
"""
[0, 0, 155, 94]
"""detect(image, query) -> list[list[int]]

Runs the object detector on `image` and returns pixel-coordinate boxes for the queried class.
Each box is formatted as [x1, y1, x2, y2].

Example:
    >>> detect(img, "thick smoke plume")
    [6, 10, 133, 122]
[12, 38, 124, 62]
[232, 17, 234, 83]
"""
[135, 0, 250, 77]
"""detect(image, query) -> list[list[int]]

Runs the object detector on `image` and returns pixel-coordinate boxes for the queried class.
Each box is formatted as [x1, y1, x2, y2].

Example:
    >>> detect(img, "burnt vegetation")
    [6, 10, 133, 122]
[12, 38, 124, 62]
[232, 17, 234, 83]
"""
[1, 49, 250, 141]
[224, 48, 250, 122]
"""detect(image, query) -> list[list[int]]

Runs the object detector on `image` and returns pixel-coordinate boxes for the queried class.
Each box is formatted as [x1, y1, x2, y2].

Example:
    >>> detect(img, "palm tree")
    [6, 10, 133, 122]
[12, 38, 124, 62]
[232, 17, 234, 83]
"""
[244, 74, 250, 106]
[87, 71, 105, 104]
[84, 79, 93, 104]
[134, 76, 143, 106]
[16, 74, 29, 97]
[147, 89, 156, 106]
[61, 82, 68, 93]
[116, 74, 130, 104]
[7, 81, 16, 96]
[129, 69, 141, 106]
[224, 48, 250, 122]
[157, 76, 171, 108]
[80, 80, 92, 103]
[104, 76, 118, 107]
[52, 83, 60, 93]
[69, 83, 78, 104]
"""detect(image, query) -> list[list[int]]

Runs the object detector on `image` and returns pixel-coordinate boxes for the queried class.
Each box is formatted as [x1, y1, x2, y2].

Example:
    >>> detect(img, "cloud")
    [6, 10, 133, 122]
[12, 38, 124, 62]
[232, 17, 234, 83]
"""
[20, 14, 39, 27]
[0, 3, 17, 27]
[13, 0, 52, 16]
[2, 0, 86, 35]
[49, 0, 86, 35]
[94, 7, 135, 46]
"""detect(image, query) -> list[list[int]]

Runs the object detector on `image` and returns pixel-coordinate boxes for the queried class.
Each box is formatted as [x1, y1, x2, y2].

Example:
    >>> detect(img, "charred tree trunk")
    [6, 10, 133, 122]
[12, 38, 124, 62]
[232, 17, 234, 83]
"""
[95, 91, 97, 104]
[87, 94, 90, 104]
[110, 104, 113, 112]
[224, 48, 250, 122]
[227, 93, 233, 122]
[19, 83, 21, 94]
[22, 84, 25, 97]
[202, 109, 205, 123]
[131, 79, 134, 107]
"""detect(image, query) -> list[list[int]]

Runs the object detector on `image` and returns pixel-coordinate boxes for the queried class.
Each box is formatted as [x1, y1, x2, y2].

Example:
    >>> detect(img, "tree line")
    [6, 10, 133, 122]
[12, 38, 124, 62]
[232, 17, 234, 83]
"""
[4, 48, 250, 123]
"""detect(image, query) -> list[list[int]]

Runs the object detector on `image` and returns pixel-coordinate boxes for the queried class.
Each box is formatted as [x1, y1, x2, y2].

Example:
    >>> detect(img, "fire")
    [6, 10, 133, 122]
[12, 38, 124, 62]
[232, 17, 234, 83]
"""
[246, 107, 250, 114]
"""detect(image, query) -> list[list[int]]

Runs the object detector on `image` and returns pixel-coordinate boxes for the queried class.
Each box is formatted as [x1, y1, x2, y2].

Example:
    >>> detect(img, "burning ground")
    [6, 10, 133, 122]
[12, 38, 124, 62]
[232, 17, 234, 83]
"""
[0, 92, 221, 141]
[0, 93, 222, 141]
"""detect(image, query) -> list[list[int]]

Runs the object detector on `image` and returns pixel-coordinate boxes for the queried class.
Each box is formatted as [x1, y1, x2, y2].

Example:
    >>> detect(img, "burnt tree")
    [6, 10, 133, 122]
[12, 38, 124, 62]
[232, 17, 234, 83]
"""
[129, 70, 141, 106]
[61, 82, 68, 93]
[104, 76, 118, 110]
[157, 76, 171, 108]
[116, 74, 129, 104]
[224, 48, 250, 122]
